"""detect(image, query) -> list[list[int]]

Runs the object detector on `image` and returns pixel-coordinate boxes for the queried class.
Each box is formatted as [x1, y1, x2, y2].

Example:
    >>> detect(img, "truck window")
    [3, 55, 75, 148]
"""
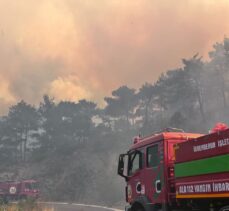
[147, 145, 159, 167]
[25, 183, 32, 189]
[128, 151, 143, 176]
[31, 183, 39, 190]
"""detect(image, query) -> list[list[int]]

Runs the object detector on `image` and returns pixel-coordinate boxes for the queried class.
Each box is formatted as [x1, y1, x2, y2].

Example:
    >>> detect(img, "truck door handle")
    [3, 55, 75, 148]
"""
[155, 180, 161, 193]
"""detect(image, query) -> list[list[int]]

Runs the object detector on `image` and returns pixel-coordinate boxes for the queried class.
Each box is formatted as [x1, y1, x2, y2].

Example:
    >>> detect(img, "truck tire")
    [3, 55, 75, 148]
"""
[132, 203, 145, 211]
[219, 206, 229, 211]
[20, 195, 27, 201]
[0, 196, 7, 205]
[134, 206, 144, 211]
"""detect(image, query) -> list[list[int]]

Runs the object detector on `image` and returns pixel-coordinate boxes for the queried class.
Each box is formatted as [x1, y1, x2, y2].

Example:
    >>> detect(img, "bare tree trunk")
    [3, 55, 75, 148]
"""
[194, 77, 206, 123]
[21, 135, 23, 162]
[217, 68, 227, 108]
[197, 87, 206, 123]
[16, 134, 20, 163]
[220, 74, 227, 108]
[143, 98, 152, 133]
[24, 126, 28, 162]
[144, 100, 150, 126]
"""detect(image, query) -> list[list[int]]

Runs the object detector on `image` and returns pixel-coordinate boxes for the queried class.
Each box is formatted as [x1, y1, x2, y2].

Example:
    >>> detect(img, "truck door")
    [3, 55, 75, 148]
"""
[144, 141, 165, 205]
[127, 149, 144, 203]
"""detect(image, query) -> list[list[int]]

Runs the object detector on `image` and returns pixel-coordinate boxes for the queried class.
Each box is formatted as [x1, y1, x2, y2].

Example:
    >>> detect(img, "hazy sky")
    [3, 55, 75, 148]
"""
[0, 0, 229, 114]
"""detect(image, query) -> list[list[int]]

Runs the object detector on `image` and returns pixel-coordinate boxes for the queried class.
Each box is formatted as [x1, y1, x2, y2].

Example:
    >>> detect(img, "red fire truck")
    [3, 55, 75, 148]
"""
[0, 179, 39, 202]
[118, 124, 229, 211]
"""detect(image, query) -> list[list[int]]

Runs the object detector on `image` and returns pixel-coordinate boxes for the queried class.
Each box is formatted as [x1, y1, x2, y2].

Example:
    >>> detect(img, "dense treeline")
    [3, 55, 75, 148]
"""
[1, 38, 229, 205]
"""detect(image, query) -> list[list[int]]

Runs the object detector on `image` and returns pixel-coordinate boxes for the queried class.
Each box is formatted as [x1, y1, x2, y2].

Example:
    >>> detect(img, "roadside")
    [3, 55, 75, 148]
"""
[0, 201, 123, 211]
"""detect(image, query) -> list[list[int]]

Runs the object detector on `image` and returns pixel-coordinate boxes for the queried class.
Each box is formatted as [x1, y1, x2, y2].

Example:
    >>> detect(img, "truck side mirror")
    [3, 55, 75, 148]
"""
[118, 154, 128, 180]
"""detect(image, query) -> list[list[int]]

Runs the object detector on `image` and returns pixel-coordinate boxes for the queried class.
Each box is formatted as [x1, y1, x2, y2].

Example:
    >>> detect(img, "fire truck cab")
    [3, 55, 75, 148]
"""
[0, 179, 39, 202]
[118, 130, 202, 211]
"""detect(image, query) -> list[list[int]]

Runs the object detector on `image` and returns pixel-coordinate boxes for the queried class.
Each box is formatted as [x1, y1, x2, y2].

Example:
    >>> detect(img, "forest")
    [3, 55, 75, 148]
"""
[0, 38, 229, 206]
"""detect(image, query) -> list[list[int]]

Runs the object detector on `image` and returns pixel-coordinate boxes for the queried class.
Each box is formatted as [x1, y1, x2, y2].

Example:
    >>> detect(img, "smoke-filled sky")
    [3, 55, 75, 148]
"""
[1, 0, 229, 114]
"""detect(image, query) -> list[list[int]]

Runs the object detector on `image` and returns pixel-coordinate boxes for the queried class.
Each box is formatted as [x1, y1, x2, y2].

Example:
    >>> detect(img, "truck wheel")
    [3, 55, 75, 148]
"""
[3, 197, 9, 204]
[134, 206, 144, 211]
[0, 197, 6, 205]
[219, 206, 229, 211]
[20, 195, 27, 201]
[132, 203, 145, 211]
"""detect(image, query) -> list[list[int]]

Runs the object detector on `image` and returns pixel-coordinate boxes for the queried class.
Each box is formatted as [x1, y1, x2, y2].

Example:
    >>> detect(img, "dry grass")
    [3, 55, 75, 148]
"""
[0, 203, 54, 211]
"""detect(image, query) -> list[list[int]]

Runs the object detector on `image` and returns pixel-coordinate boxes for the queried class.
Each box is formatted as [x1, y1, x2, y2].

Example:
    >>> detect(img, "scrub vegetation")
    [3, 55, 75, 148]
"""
[0, 38, 229, 206]
[0, 200, 53, 211]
